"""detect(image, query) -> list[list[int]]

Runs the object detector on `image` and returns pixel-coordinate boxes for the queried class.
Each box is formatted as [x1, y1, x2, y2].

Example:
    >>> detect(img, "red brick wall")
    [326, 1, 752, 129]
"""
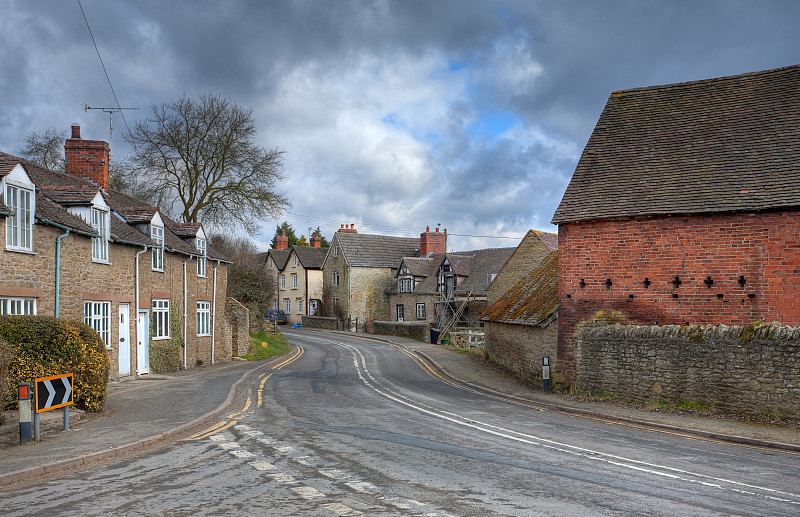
[558, 211, 800, 382]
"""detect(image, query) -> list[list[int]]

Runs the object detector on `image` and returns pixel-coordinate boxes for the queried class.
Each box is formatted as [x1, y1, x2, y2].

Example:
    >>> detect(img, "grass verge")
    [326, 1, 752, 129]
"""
[239, 329, 292, 361]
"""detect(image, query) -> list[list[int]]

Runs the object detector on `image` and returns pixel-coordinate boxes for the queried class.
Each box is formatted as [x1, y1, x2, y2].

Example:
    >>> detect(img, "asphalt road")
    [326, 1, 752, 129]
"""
[2, 329, 799, 516]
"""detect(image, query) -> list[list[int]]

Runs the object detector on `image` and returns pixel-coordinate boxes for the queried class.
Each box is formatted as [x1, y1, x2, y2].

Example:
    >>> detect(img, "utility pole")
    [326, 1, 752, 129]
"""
[83, 104, 139, 143]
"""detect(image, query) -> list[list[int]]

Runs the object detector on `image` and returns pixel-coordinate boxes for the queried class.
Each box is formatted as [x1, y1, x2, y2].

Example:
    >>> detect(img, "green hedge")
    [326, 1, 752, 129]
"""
[0, 316, 110, 413]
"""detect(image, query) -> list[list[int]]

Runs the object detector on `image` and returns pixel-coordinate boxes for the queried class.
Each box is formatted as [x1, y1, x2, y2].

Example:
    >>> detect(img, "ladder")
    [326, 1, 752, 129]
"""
[438, 290, 472, 342]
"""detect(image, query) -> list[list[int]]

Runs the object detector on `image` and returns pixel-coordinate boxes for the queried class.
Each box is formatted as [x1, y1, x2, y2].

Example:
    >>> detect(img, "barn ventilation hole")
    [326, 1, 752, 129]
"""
[605, 279, 613, 289]
[704, 276, 714, 288]
[748, 293, 755, 299]
[672, 293, 679, 298]
[566, 294, 572, 299]
[738, 276, 746, 287]
[717, 293, 724, 299]
[628, 294, 635, 299]
[579, 279, 586, 289]
[672, 276, 682, 288]
[643, 278, 651, 288]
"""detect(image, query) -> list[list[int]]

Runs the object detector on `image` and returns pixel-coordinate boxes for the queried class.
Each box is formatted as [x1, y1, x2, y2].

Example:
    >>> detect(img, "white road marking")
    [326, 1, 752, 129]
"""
[337, 341, 800, 507]
[319, 468, 351, 480]
[216, 441, 240, 450]
[270, 473, 298, 485]
[230, 450, 256, 459]
[292, 486, 325, 499]
[249, 461, 276, 471]
[323, 502, 364, 516]
[208, 434, 227, 442]
[345, 481, 377, 493]
[276, 445, 295, 453]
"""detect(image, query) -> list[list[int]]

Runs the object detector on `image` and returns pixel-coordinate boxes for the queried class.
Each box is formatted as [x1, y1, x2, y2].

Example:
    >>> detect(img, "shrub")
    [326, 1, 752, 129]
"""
[0, 316, 110, 412]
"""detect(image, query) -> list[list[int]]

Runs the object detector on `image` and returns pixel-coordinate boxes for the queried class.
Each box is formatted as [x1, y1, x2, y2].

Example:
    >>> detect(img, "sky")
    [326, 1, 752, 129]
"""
[2, 0, 800, 251]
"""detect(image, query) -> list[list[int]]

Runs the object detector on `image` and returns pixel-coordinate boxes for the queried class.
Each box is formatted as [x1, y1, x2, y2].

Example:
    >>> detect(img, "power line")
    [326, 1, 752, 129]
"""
[77, 0, 131, 134]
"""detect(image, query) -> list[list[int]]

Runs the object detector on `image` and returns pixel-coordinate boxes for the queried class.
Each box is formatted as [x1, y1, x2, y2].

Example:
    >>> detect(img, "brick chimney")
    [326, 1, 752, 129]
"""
[275, 230, 289, 250]
[420, 225, 446, 256]
[337, 224, 358, 234]
[64, 124, 110, 191]
[310, 234, 322, 248]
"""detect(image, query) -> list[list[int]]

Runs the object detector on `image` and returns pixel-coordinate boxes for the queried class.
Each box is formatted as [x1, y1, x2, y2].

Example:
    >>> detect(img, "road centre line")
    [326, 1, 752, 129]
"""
[337, 342, 800, 506]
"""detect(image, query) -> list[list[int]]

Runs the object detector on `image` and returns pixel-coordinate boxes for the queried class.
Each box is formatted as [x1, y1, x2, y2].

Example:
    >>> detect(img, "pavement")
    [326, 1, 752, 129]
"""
[1, 329, 799, 488]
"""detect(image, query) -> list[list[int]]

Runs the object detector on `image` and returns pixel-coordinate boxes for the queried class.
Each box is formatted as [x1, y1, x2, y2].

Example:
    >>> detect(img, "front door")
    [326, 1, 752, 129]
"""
[118, 304, 131, 376]
[397, 304, 404, 322]
[136, 309, 150, 375]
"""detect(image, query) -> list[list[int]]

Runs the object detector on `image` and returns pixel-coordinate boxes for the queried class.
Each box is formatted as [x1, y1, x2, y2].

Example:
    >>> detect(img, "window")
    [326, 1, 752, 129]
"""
[84, 301, 111, 347]
[151, 225, 164, 271]
[292, 274, 298, 289]
[396, 304, 404, 322]
[6, 185, 33, 251]
[400, 278, 412, 293]
[197, 302, 211, 336]
[332, 296, 339, 308]
[91, 207, 109, 262]
[280, 276, 286, 289]
[297, 299, 303, 314]
[416, 303, 426, 320]
[333, 246, 339, 257]
[332, 271, 340, 286]
[293, 255, 298, 266]
[197, 238, 207, 277]
[0, 297, 36, 315]
[285, 299, 291, 312]
[152, 299, 170, 339]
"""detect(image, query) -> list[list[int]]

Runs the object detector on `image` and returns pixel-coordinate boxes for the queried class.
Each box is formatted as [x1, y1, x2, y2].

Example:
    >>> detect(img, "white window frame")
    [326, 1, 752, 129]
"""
[332, 271, 340, 286]
[6, 184, 33, 252]
[400, 278, 412, 293]
[396, 304, 404, 322]
[0, 297, 37, 316]
[297, 299, 303, 314]
[292, 274, 298, 289]
[151, 225, 164, 271]
[280, 275, 286, 289]
[84, 301, 111, 348]
[333, 246, 339, 257]
[197, 238, 207, 277]
[284, 299, 291, 313]
[416, 303, 426, 320]
[152, 299, 170, 340]
[91, 207, 109, 263]
[197, 301, 211, 336]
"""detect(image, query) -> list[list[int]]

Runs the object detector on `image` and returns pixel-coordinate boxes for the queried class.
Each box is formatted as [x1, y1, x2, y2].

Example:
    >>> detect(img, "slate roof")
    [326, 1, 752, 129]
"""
[0, 154, 19, 176]
[454, 248, 516, 296]
[552, 64, 800, 224]
[267, 249, 291, 270]
[334, 232, 419, 268]
[387, 255, 443, 295]
[36, 193, 96, 236]
[293, 245, 327, 269]
[481, 250, 558, 327]
[167, 221, 202, 238]
[40, 185, 99, 206]
[533, 230, 558, 251]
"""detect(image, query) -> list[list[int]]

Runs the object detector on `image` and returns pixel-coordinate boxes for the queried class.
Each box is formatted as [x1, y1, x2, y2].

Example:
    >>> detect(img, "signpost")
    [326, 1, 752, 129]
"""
[32, 373, 74, 441]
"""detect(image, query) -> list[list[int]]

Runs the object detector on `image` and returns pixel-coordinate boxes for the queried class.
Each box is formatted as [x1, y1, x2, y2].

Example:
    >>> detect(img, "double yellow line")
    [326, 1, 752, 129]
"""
[187, 346, 305, 440]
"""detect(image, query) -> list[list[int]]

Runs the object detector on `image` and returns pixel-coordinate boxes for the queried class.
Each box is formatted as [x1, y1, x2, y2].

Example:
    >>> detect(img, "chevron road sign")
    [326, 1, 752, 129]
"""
[34, 373, 73, 413]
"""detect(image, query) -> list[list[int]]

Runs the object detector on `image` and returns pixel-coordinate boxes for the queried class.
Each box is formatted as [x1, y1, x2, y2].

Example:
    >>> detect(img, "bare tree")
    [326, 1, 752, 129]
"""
[20, 128, 66, 171]
[124, 92, 290, 235]
[210, 234, 274, 324]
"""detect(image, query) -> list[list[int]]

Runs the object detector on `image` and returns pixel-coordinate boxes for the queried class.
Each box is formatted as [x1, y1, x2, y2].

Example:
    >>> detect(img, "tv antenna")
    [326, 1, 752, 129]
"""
[83, 104, 139, 142]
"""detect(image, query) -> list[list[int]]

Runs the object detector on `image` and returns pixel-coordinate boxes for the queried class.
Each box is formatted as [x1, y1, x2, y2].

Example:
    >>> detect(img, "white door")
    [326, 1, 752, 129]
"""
[397, 304, 404, 322]
[136, 309, 150, 375]
[118, 304, 131, 376]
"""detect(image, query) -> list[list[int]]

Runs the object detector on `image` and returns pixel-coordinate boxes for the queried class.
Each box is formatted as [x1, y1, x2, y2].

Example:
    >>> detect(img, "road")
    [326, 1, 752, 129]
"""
[2, 329, 799, 516]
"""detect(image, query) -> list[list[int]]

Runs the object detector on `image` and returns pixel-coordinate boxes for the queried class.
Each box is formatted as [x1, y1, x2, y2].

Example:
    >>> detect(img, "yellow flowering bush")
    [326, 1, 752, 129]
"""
[0, 316, 110, 412]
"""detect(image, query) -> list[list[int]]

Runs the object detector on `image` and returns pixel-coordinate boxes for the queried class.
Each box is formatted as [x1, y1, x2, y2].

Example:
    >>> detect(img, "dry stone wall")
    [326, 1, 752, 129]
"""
[575, 322, 800, 418]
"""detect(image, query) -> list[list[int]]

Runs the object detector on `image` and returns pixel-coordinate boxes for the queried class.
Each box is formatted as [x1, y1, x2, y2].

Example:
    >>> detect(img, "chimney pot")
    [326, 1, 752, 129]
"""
[426, 226, 430, 232]
[71, 124, 81, 139]
[435, 227, 439, 232]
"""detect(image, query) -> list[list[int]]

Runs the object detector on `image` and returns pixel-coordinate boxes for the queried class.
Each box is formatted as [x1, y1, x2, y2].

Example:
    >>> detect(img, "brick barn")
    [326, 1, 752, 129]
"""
[552, 64, 800, 384]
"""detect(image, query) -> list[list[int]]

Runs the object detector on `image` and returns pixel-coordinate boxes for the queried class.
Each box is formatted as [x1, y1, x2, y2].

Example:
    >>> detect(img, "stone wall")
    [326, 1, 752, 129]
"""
[575, 322, 800, 418]
[303, 315, 339, 330]
[226, 298, 250, 356]
[484, 321, 558, 388]
[373, 321, 429, 342]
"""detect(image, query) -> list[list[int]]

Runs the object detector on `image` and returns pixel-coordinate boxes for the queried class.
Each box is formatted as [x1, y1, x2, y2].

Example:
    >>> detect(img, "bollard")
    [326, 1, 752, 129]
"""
[18, 383, 32, 444]
[542, 356, 551, 393]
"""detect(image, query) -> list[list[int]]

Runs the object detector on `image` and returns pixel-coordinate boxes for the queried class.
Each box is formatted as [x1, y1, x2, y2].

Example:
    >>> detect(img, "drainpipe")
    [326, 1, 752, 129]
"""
[348, 264, 352, 329]
[135, 246, 147, 366]
[183, 260, 188, 370]
[211, 260, 218, 365]
[54, 228, 71, 318]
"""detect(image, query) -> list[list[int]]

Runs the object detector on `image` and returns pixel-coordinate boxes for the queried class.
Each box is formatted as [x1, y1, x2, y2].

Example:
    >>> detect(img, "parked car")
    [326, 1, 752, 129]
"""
[267, 309, 288, 325]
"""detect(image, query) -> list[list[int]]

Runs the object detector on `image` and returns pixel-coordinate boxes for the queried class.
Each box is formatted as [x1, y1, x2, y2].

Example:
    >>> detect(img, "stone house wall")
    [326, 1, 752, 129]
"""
[225, 297, 250, 357]
[484, 321, 558, 388]
[575, 322, 800, 419]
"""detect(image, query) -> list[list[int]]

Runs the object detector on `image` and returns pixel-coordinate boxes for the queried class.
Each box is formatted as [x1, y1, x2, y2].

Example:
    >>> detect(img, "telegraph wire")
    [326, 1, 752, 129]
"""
[76, 0, 131, 134]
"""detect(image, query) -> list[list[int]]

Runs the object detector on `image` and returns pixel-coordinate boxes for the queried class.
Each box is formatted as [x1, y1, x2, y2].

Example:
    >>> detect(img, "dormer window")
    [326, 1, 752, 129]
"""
[196, 237, 207, 277]
[400, 278, 413, 293]
[151, 225, 164, 271]
[91, 207, 109, 262]
[5, 184, 33, 252]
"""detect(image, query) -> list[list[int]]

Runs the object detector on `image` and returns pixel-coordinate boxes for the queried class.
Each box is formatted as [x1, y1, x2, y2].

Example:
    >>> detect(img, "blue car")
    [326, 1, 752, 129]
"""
[267, 309, 288, 325]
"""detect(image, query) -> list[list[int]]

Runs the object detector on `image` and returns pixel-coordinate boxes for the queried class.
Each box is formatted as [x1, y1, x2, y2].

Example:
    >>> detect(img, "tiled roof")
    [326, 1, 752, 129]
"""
[41, 185, 99, 205]
[166, 221, 202, 238]
[533, 230, 558, 251]
[335, 232, 419, 268]
[552, 64, 800, 224]
[387, 255, 443, 295]
[481, 250, 558, 326]
[36, 193, 96, 235]
[293, 245, 327, 269]
[268, 249, 291, 270]
[446, 253, 473, 276]
[110, 213, 153, 246]
[454, 248, 516, 296]
[0, 154, 20, 176]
